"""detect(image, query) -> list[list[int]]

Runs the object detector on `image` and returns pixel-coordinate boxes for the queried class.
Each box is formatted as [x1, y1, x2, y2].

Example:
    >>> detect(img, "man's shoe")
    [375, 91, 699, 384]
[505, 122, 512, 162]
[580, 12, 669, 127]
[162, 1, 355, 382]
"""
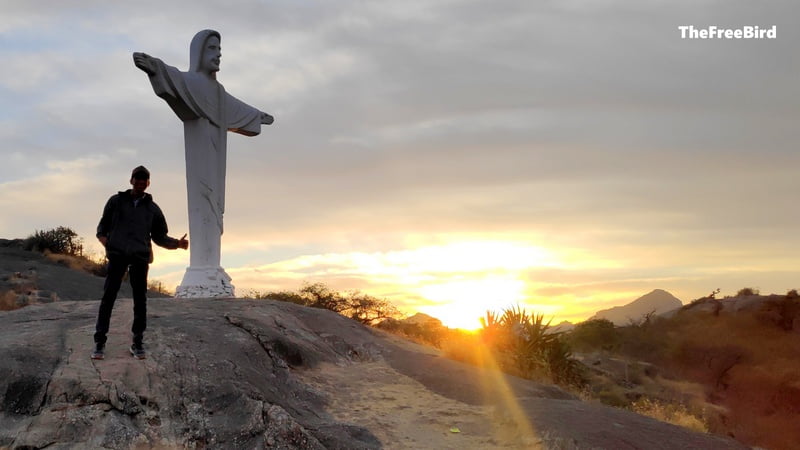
[130, 344, 146, 360]
[91, 343, 105, 360]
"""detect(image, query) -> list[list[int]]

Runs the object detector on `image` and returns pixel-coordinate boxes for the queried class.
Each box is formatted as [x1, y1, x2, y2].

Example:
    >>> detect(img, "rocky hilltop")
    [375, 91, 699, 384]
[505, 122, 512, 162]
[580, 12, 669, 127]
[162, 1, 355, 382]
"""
[590, 289, 682, 326]
[0, 297, 745, 449]
[0, 241, 166, 307]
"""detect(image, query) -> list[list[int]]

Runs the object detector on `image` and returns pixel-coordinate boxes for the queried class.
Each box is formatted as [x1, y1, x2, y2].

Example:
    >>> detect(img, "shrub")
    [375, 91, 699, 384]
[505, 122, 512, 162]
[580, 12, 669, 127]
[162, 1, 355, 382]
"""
[670, 341, 747, 390]
[245, 289, 306, 304]
[568, 318, 619, 352]
[299, 282, 350, 313]
[596, 387, 628, 408]
[736, 287, 759, 297]
[631, 398, 708, 433]
[545, 337, 586, 386]
[0, 290, 21, 311]
[147, 280, 173, 297]
[757, 296, 800, 332]
[346, 291, 398, 325]
[479, 305, 584, 388]
[244, 282, 399, 325]
[440, 331, 483, 365]
[24, 226, 84, 256]
[615, 318, 671, 362]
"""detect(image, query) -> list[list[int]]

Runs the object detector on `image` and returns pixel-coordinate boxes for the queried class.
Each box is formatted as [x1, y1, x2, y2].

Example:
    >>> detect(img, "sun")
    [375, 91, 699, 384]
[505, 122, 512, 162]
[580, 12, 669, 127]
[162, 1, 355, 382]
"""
[418, 277, 526, 330]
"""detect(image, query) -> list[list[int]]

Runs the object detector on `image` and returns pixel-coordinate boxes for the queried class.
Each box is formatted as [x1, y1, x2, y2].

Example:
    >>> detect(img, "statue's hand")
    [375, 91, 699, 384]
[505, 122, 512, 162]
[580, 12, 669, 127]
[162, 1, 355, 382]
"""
[260, 112, 274, 125]
[133, 52, 156, 76]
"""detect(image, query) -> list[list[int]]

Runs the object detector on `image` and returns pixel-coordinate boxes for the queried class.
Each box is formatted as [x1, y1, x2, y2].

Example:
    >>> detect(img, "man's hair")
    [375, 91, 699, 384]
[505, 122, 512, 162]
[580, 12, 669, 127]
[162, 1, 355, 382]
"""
[131, 165, 150, 180]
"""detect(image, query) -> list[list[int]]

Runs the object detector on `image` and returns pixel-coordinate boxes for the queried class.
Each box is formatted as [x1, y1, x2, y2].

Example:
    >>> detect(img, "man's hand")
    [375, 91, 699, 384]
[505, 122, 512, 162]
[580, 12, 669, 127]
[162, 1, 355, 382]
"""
[133, 52, 156, 76]
[178, 234, 189, 250]
[98, 236, 108, 247]
[260, 112, 274, 125]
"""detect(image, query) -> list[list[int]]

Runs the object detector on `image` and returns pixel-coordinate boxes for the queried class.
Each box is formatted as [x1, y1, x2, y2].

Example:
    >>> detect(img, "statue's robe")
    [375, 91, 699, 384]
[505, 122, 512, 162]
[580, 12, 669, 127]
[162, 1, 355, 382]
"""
[145, 59, 262, 270]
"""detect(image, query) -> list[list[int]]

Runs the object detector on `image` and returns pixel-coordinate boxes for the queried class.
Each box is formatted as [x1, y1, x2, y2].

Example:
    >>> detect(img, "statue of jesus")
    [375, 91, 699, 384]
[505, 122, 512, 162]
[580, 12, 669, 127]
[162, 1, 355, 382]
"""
[133, 29, 274, 298]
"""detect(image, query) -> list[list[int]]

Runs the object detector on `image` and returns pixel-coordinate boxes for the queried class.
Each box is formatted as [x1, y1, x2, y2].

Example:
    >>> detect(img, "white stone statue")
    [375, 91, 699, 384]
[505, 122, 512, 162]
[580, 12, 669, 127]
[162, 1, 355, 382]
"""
[133, 29, 274, 298]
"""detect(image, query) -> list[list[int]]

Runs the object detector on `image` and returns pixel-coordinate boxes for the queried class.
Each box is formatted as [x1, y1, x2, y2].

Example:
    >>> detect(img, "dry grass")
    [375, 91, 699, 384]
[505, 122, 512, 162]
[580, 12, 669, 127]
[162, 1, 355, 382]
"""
[631, 398, 708, 433]
[0, 290, 21, 311]
[44, 251, 107, 277]
[618, 306, 800, 449]
[564, 297, 800, 449]
[148, 280, 174, 297]
[439, 332, 484, 366]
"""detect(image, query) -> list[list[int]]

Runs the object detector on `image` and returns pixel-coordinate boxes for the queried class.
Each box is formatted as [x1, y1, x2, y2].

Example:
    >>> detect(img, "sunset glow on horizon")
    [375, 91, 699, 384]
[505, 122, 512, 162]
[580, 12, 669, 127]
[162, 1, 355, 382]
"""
[217, 239, 576, 327]
[152, 237, 686, 329]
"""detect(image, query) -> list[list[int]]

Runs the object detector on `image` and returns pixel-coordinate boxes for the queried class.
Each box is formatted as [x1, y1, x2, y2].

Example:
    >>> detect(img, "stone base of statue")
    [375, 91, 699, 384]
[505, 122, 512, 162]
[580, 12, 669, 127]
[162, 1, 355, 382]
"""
[175, 266, 235, 298]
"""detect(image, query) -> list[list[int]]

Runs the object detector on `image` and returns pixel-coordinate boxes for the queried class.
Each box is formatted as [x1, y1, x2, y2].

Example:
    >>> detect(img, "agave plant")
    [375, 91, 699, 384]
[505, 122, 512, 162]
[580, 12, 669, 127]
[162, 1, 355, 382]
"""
[479, 310, 503, 348]
[500, 305, 530, 330]
[480, 310, 501, 330]
[544, 338, 585, 386]
[478, 304, 584, 385]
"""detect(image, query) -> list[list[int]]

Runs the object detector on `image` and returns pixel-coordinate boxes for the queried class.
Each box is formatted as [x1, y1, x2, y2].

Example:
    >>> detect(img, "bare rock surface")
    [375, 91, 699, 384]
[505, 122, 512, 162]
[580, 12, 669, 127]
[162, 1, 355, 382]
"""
[0, 298, 747, 449]
[0, 299, 381, 449]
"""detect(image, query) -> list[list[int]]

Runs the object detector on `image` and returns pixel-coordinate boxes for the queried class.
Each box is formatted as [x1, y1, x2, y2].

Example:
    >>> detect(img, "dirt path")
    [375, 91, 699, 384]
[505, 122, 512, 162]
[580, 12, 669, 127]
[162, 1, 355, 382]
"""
[297, 332, 747, 450]
[298, 361, 541, 449]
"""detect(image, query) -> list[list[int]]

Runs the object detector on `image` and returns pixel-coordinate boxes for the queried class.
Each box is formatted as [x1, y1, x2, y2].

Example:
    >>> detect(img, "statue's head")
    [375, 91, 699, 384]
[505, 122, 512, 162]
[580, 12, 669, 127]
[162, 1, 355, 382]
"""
[190, 29, 221, 77]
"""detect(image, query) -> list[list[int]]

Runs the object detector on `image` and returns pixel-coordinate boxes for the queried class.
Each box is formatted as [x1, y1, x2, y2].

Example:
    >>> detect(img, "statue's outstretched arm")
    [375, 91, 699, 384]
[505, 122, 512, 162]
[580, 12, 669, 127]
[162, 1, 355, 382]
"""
[133, 52, 157, 76]
[260, 112, 275, 125]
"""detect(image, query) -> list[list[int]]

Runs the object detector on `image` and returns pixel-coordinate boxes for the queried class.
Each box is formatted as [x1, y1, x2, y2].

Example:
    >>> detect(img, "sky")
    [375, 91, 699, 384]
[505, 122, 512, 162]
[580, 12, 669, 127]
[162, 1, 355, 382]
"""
[1, 0, 798, 329]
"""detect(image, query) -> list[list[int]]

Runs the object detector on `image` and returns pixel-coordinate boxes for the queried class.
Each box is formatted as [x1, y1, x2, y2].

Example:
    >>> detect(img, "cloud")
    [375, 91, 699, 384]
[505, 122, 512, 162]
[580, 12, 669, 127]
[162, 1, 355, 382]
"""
[1, 1, 798, 323]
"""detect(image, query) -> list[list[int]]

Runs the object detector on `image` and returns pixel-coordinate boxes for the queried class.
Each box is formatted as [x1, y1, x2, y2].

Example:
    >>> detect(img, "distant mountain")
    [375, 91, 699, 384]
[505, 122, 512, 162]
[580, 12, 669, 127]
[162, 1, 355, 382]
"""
[589, 289, 682, 326]
[402, 312, 443, 327]
[549, 320, 576, 333]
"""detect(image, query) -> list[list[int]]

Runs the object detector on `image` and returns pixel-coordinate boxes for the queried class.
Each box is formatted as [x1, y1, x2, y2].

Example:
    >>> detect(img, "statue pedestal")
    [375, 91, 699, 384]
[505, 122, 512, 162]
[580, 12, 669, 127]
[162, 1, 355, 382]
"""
[175, 266, 235, 298]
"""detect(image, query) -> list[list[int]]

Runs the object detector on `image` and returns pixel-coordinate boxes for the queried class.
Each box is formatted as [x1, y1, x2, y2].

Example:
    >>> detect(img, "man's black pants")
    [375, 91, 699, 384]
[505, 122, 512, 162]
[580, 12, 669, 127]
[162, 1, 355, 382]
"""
[94, 256, 149, 346]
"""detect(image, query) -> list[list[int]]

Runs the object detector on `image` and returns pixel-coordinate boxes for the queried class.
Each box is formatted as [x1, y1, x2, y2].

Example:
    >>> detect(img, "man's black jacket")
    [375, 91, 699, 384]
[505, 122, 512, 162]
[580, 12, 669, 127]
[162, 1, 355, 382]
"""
[96, 190, 180, 264]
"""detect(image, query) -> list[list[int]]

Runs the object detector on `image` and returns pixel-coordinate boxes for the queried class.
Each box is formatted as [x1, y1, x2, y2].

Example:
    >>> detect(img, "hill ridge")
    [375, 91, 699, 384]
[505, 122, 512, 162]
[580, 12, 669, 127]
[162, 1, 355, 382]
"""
[589, 289, 683, 325]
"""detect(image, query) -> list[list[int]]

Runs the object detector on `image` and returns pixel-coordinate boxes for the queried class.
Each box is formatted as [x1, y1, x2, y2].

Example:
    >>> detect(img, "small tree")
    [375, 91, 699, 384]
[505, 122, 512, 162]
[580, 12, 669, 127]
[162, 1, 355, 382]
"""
[244, 282, 400, 325]
[346, 291, 399, 325]
[300, 282, 350, 313]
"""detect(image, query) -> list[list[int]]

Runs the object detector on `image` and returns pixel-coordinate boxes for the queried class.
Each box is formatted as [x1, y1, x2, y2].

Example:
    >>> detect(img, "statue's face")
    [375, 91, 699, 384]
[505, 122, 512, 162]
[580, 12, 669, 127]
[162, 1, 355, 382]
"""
[201, 35, 221, 73]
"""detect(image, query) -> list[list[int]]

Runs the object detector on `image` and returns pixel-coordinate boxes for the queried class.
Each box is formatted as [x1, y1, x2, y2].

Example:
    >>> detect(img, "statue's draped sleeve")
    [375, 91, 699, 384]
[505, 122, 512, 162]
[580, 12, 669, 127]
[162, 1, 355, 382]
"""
[225, 93, 262, 137]
[147, 59, 202, 123]
[145, 58, 263, 135]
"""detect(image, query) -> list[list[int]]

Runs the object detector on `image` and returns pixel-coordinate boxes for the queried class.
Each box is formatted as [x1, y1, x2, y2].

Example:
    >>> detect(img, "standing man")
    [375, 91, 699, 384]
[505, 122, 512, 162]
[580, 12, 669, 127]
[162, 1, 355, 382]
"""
[92, 166, 188, 360]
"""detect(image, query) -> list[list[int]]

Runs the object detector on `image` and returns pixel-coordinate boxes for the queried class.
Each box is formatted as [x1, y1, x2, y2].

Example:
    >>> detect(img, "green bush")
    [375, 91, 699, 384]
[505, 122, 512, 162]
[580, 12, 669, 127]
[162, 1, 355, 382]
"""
[545, 337, 586, 386]
[24, 226, 84, 256]
[567, 318, 619, 352]
[736, 287, 759, 297]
